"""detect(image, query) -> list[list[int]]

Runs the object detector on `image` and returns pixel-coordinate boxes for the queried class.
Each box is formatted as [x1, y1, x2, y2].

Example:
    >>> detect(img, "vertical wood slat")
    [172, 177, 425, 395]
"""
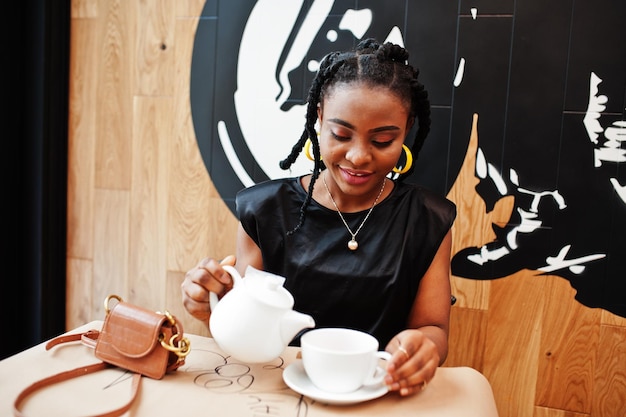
[592, 326, 626, 416]
[445, 306, 488, 371]
[135, 0, 175, 97]
[66, 258, 93, 330]
[71, 0, 98, 18]
[167, 15, 238, 275]
[67, 18, 98, 260]
[129, 97, 172, 309]
[94, 0, 134, 190]
[174, 0, 207, 17]
[482, 272, 545, 417]
[92, 189, 130, 319]
[536, 276, 600, 414]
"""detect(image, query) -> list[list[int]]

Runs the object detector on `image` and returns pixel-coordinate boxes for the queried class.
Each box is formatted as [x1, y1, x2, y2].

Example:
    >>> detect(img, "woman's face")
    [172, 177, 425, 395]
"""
[317, 83, 412, 208]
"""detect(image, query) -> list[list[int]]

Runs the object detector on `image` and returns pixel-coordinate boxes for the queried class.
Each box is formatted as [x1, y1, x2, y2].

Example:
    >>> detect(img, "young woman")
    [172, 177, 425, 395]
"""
[181, 38, 456, 397]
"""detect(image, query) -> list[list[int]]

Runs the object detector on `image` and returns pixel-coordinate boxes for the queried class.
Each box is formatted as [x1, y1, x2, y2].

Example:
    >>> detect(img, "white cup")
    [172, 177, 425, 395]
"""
[300, 328, 392, 394]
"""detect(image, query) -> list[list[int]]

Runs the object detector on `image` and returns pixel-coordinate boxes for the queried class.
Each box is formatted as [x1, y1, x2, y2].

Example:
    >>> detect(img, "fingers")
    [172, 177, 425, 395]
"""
[181, 256, 236, 323]
[397, 343, 410, 361]
[220, 254, 236, 267]
[181, 287, 210, 324]
[385, 334, 438, 396]
[192, 257, 234, 288]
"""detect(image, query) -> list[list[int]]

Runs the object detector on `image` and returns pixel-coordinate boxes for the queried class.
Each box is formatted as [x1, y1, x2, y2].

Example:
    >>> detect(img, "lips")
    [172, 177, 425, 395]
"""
[340, 168, 373, 186]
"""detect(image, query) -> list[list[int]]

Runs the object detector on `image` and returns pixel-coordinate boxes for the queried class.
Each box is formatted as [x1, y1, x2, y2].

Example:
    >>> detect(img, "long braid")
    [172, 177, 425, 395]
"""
[282, 52, 345, 234]
[279, 131, 309, 171]
[280, 38, 431, 233]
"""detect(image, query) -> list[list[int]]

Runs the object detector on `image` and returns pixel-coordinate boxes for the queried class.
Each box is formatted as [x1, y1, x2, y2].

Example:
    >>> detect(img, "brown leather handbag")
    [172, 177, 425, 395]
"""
[14, 295, 191, 417]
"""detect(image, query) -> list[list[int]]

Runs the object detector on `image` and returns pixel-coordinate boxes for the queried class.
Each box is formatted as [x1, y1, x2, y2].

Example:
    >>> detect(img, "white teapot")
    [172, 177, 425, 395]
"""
[209, 265, 315, 363]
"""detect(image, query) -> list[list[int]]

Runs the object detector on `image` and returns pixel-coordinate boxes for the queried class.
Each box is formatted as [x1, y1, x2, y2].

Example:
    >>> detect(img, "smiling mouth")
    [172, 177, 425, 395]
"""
[342, 168, 372, 177]
[337, 169, 376, 189]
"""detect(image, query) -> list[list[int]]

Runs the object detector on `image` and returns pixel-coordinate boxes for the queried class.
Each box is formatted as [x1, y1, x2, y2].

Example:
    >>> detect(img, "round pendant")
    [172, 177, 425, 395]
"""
[348, 239, 358, 251]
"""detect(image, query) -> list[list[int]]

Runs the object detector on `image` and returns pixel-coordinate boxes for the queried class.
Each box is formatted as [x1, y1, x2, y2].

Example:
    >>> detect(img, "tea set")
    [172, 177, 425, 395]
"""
[208, 265, 390, 404]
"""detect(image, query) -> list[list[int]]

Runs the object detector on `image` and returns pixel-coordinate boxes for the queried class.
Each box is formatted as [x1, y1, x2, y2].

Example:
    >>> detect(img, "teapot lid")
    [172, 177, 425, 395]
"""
[243, 266, 293, 308]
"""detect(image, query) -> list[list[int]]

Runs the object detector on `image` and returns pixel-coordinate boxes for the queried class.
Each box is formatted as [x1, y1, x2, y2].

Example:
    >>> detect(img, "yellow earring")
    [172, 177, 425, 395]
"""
[304, 138, 322, 161]
[392, 145, 413, 174]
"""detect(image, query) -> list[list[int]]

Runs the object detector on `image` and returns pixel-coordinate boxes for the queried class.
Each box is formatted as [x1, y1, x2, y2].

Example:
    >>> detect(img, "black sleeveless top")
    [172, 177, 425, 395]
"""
[236, 177, 456, 347]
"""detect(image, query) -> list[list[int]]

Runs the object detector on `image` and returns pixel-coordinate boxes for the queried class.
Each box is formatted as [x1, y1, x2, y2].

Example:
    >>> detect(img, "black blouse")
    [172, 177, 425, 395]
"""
[236, 177, 456, 348]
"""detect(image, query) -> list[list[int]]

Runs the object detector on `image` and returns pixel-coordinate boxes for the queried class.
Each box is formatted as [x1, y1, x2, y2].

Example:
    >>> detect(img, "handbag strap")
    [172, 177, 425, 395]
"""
[13, 331, 143, 417]
[44, 329, 101, 350]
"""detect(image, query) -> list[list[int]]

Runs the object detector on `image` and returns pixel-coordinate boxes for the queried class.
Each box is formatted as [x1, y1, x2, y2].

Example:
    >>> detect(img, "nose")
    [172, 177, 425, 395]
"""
[345, 141, 372, 166]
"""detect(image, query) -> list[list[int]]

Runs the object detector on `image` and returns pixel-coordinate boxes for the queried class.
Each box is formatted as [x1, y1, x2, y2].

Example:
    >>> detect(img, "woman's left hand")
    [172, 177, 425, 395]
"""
[384, 329, 440, 396]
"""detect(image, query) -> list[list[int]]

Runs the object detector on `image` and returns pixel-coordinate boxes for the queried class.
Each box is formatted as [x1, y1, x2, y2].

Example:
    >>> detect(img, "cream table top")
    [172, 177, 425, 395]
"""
[1, 321, 499, 417]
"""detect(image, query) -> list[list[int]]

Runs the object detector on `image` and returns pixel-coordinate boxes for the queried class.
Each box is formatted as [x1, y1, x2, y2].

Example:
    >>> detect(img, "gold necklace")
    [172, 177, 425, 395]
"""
[322, 173, 386, 251]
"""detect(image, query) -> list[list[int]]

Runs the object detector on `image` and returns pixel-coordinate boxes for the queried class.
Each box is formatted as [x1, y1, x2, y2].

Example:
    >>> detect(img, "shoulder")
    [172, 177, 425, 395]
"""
[393, 182, 457, 223]
[236, 177, 302, 216]
[237, 177, 292, 196]
[236, 177, 301, 199]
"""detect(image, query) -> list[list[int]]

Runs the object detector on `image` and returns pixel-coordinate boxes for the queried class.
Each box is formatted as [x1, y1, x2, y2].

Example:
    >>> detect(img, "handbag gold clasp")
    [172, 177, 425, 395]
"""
[159, 309, 191, 359]
[104, 294, 123, 315]
[160, 333, 191, 359]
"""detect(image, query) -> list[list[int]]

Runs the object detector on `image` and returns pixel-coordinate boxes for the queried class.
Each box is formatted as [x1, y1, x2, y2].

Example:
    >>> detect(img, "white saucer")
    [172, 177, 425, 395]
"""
[282, 360, 389, 405]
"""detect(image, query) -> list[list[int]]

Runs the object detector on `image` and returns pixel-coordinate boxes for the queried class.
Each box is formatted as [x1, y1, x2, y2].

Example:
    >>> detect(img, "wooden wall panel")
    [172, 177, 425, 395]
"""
[66, 2, 626, 416]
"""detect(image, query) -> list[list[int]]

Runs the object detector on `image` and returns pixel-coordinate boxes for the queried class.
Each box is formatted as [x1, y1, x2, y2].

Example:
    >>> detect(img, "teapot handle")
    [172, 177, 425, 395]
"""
[209, 265, 243, 311]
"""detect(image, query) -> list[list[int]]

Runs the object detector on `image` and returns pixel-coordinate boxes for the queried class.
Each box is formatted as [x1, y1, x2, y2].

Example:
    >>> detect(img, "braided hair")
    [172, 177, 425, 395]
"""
[280, 38, 431, 234]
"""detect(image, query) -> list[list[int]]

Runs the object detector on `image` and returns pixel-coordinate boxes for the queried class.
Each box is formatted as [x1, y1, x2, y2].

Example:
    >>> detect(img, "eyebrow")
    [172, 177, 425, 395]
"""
[327, 118, 401, 133]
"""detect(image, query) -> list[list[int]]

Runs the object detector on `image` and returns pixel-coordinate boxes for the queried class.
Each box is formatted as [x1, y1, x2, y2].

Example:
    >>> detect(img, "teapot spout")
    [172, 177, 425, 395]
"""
[280, 310, 315, 344]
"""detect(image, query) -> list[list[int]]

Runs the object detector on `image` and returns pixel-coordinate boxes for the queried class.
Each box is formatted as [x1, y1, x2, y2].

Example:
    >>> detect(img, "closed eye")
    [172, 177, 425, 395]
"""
[330, 131, 351, 141]
[373, 141, 394, 148]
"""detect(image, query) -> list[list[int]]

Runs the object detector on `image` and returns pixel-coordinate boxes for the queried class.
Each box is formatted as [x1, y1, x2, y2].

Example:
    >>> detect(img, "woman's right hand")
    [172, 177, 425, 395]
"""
[181, 255, 236, 326]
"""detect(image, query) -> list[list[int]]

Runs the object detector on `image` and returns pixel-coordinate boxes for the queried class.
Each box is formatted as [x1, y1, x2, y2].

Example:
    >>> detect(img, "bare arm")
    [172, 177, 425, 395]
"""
[405, 228, 452, 361]
[384, 229, 453, 396]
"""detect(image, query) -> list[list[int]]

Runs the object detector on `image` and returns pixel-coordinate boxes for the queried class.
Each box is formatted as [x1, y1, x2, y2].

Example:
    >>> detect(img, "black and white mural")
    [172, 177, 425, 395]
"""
[190, 0, 626, 317]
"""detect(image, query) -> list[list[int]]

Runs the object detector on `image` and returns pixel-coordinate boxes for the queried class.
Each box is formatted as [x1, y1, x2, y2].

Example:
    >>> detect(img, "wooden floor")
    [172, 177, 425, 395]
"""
[65, 2, 626, 416]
